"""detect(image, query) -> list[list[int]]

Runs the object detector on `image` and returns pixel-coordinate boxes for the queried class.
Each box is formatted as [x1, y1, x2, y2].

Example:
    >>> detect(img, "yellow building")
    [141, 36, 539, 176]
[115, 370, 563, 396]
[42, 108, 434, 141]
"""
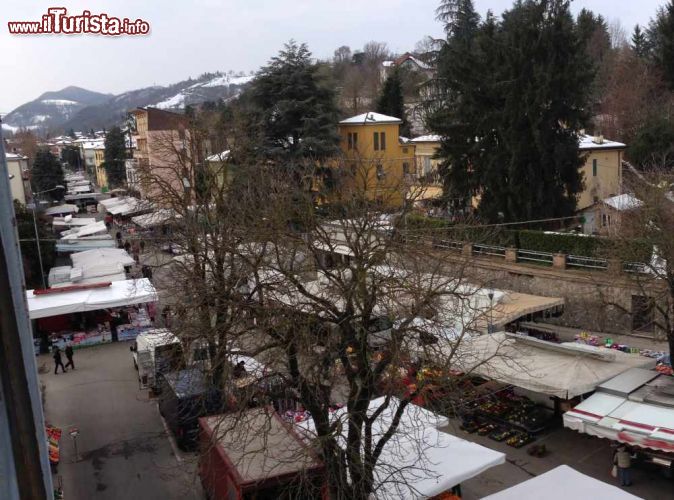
[577, 134, 626, 211]
[94, 145, 108, 191]
[337, 112, 416, 207]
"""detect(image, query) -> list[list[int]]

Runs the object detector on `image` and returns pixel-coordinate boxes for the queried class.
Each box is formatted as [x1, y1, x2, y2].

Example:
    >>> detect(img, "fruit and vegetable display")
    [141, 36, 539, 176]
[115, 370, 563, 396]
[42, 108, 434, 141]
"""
[46, 425, 62, 469]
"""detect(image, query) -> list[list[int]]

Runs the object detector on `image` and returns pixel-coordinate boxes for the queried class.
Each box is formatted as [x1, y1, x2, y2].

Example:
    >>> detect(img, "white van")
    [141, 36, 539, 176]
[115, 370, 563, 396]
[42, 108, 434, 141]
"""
[131, 329, 183, 391]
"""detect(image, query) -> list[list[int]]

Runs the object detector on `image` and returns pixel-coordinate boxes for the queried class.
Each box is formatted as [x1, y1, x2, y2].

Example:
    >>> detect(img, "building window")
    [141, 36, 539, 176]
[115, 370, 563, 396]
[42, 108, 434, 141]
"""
[374, 132, 380, 151]
[601, 213, 610, 227]
[402, 147, 408, 154]
[592, 159, 597, 177]
[347, 132, 358, 150]
[380, 132, 386, 150]
[403, 162, 410, 175]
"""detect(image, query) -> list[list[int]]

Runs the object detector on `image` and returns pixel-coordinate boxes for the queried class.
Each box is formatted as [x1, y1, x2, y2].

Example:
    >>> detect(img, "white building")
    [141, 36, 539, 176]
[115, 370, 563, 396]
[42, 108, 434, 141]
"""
[6, 152, 30, 205]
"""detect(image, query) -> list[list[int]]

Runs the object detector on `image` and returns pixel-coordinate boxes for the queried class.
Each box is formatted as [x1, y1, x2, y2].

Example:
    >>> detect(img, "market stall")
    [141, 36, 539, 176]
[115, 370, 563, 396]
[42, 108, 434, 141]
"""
[564, 368, 674, 457]
[295, 396, 506, 498]
[48, 248, 135, 287]
[483, 465, 640, 499]
[456, 333, 655, 401]
[44, 204, 78, 216]
[27, 279, 157, 349]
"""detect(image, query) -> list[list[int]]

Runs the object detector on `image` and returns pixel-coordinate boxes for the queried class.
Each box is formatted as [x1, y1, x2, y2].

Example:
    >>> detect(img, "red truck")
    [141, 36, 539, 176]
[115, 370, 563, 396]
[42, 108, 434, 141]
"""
[199, 407, 326, 500]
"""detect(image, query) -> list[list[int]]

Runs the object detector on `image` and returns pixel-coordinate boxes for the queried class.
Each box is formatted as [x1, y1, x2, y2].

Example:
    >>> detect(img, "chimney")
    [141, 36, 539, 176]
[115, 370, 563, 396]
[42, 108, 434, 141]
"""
[593, 134, 604, 145]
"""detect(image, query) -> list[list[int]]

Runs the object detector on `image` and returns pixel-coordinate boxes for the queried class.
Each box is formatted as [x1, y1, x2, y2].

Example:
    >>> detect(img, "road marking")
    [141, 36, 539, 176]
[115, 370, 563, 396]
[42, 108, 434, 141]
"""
[156, 403, 183, 464]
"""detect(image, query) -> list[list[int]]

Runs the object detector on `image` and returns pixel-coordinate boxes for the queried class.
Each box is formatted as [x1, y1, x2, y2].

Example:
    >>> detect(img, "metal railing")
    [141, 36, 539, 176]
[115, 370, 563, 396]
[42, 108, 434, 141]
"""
[516, 249, 554, 265]
[567, 254, 608, 270]
[432, 238, 463, 251]
[473, 243, 506, 258]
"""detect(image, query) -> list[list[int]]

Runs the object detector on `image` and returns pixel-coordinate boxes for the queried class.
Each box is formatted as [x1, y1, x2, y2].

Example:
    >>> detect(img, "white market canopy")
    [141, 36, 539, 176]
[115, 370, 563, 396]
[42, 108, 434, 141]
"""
[131, 209, 177, 228]
[456, 333, 655, 399]
[56, 237, 116, 253]
[564, 368, 674, 453]
[61, 221, 108, 240]
[53, 217, 96, 229]
[296, 396, 505, 498]
[483, 465, 640, 500]
[44, 204, 78, 216]
[27, 278, 157, 319]
[99, 197, 128, 209]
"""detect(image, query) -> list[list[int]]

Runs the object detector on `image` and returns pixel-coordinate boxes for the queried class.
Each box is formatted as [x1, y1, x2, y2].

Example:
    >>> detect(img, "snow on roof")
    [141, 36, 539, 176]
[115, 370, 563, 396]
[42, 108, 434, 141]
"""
[206, 150, 230, 162]
[382, 60, 395, 67]
[603, 193, 643, 211]
[411, 134, 442, 143]
[339, 112, 402, 125]
[578, 134, 625, 150]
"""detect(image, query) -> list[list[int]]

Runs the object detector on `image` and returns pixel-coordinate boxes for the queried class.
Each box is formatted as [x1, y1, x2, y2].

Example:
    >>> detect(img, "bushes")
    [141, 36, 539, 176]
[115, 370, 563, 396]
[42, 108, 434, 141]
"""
[400, 215, 652, 261]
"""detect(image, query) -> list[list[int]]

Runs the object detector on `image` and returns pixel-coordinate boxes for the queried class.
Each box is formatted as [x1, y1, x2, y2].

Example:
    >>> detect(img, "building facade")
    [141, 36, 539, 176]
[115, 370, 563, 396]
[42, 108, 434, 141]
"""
[129, 107, 191, 205]
[6, 153, 30, 205]
[337, 112, 416, 207]
[577, 134, 626, 211]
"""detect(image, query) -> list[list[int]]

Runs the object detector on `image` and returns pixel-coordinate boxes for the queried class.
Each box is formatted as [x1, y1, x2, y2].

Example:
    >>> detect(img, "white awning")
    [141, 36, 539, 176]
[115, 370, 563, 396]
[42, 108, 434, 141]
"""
[44, 204, 78, 216]
[53, 217, 96, 228]
[61, 221, 108, 239]
[99, 197, 127, 209]
[131, 209, 176, 228]
[456, 333, 655, 399]
[296, 396, 505, 498]
[484, 465, 640, 499]
[27, 278, 157, 319]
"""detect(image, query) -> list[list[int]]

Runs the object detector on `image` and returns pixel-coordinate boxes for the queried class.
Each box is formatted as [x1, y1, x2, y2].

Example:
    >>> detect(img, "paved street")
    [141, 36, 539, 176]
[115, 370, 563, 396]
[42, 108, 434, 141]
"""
[453, 418, 671, 499]
[39, 342, 201, 500]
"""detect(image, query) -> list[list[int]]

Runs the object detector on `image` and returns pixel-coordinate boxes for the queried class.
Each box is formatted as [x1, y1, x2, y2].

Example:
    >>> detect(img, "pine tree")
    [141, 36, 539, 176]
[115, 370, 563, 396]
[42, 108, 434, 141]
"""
[376, 68, 410, 136]
[249, 41, 340, 165]
[430, 0, 592, 222]
[632, 24, 649, 58]
[67, 128, 76, 139]
[31, 149, 64, 200]
[103, 126, 127, 188]
[647, 2, 674, 89]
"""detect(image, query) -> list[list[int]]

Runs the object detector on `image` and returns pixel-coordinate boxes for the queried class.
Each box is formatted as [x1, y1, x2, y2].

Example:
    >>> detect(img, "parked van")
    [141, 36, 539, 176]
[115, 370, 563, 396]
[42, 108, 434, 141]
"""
[130, 329, 183, 391]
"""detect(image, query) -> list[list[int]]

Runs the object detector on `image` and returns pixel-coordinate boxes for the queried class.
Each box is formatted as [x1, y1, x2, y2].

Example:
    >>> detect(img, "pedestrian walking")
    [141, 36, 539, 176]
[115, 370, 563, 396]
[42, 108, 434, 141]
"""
[64, 344, 75, 370]
[53, 347, 67, 374]
[613, 445, 633, 486]
[124, 240, 131, 253]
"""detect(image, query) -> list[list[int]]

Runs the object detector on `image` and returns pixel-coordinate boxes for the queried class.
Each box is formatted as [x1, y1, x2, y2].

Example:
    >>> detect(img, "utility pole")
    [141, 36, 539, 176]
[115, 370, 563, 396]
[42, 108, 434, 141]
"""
[0, 119, 54, 499]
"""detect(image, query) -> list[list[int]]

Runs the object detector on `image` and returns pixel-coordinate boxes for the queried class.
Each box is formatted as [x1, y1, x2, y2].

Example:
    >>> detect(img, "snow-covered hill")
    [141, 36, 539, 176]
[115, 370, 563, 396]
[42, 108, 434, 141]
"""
[2, 71, 254, 133]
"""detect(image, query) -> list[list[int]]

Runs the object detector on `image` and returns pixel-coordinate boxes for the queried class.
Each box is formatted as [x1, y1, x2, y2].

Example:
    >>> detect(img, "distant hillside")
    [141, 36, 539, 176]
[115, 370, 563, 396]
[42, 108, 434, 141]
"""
[1, 72, 254, 134]
[2, 86, 111, 131]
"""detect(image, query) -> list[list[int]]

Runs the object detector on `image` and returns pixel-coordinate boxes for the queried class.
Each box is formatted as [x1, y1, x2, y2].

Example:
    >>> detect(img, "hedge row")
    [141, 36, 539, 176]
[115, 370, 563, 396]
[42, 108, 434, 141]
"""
[402, 215, 652, 261]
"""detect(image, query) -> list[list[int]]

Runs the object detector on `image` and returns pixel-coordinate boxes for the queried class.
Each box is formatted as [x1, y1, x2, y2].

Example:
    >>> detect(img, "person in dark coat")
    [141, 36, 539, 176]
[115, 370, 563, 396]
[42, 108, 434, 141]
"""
[53, 347, 67, 374]
[64, 345, 75, 370]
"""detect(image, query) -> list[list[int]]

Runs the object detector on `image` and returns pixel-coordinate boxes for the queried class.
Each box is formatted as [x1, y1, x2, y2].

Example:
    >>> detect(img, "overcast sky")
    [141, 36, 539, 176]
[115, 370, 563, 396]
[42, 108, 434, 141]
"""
[0, 0, 667, 113]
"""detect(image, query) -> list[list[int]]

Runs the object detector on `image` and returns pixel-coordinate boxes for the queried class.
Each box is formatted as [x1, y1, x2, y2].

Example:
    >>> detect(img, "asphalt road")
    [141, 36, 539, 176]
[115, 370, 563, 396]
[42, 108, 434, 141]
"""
[39, 342, 201, 500]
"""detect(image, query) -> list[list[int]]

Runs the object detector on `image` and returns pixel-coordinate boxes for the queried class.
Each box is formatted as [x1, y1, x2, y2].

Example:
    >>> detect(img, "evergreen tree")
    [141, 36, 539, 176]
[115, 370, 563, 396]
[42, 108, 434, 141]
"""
[103, 126, 127, 188]
[632, 24, 649, 58]
[249, 41, 340, 165]
[430, 0, 593, 222]
[376, 68, 410, 136]
[67, 128, 76, 139]
[427, 0, 483, 211]
[31, 149, 64, 200]
[627, 115, 674, 168]
[647, 2, 674, 89]
[576, 8, 610, 65]
[60, 145, 81, 170]
[14, 200, 55, 289]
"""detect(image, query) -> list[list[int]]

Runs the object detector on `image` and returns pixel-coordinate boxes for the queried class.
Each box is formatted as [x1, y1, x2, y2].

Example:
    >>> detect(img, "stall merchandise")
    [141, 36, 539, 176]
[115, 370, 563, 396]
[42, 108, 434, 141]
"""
[46, 425, 62, 472]
[50, 328, 112, 350]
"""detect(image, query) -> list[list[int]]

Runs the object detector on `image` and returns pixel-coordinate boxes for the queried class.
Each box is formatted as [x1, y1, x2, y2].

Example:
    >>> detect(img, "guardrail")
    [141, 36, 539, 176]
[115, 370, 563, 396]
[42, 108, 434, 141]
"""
[474, 243, 506, 258]
[516, 249, 554, 266]
[398, 231, 649, 274]
[567, 254, 608, 270]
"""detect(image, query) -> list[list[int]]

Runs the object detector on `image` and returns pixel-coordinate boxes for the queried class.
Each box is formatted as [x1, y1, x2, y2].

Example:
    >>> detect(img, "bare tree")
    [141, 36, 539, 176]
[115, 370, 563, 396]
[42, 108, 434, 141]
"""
[603, 167, 674, 357]
[139, 112, 507, 499]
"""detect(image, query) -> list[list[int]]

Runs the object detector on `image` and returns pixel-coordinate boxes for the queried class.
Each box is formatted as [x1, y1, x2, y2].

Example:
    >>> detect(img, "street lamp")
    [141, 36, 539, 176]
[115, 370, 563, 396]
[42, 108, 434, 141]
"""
[31, 185, 65, 289]
[487, 290, 495, 334]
